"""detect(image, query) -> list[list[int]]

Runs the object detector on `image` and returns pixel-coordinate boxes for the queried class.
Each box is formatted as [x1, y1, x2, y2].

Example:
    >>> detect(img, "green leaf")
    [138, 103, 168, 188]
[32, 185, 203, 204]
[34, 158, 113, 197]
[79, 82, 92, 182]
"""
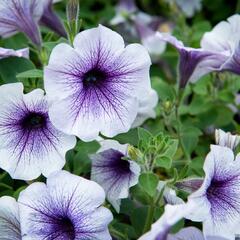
[130, 206, 149, 236]
[139, 172, 158, 197]
[17, 69, 43, 79]
[155, 156, 172, 169]
[163, 139, 179, 158]
[0, 57, 35, 83]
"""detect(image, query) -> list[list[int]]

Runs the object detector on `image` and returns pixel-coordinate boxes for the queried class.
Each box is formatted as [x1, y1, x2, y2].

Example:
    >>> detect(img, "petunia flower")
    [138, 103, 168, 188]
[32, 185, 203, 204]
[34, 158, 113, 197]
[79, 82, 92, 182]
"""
[138, 203, 196, 240]
[201, 14, 240, 76]
[215, 128, 240, 150]
[0, 0, 44, 46]
[156, 14, 240, 88]
[156, 32, 227, 88]
[139, 203, 228, 240]
[91, 139, 140, 212]
[187, 144, 240, 239]
[172, 0, 202, 18]
[44, 25, 154, 141]
[0, 83, 76, 180]
[132, 88, 158, 128]
[0, 47, 29, 60]
[41, 0, 67, 37]
[0, 196, 21, 240]
[18, 170, 113, 240]
[111, 0, 172, 60]
[110, 0, 137, 25]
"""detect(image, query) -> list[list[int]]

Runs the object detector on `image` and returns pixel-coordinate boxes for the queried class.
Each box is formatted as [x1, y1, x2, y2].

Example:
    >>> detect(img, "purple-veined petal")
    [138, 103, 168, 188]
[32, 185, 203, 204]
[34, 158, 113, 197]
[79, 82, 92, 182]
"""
[201, 14, 240, 75]
[0, 83, 76, 180]
[41, 0, 66, 37]
[18, 170, 113, 240]
[188, 145, 240, 239]
[44, 25, 152, 141]
[0, 47, 29, 60]
[132, 88, 158, 128]
[215, 129, 240, 150]
[0, 0, 44, 46]
[175, 177, 204, 194]
[0, 196, 21, 240]
[91, 139, 140, 212]
[138, 203, 197, 240]
[156, 32, 228, 88]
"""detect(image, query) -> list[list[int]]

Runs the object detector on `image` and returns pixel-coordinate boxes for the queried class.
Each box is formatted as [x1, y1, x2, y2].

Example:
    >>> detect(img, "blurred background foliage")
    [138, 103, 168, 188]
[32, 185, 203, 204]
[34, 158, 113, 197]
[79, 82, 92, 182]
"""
[0, 0, 240, 239]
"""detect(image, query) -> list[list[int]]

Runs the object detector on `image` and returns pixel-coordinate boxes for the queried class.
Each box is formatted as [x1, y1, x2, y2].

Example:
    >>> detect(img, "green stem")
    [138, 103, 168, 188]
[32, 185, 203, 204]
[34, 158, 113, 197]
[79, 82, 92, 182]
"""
[175, 90, 191, 163]
[110, 227, 127, 240]
[143, 204, 155, 233]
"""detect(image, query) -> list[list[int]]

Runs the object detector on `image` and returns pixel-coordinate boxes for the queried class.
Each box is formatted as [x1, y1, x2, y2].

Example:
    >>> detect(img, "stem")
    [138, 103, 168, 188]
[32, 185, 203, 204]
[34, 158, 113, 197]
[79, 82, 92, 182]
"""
[110, 227, 127, 240]
[175, 90, 191, 163]
[143, 204, 155, 233]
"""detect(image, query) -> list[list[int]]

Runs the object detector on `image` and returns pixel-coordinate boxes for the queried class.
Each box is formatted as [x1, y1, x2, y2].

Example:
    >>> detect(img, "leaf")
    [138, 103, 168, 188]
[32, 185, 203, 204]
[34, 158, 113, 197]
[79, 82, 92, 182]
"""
[0, 57, 35, 83]
[164, 139, 179, 158]
[17, 69, 43, 79]
[155, 156, 172, 169]
[138, 127, 152, 143]
[139, 172, 159, 197]
[130, 206, 149, 236]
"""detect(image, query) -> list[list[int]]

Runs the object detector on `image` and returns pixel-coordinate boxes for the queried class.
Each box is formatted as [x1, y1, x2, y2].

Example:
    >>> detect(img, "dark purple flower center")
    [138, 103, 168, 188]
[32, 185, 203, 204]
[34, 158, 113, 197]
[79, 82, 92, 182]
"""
[57, 216, 75, 239]
[83, 68, 107, 87]
[109, 150, 130, 174]
[21, 112, 46, 129]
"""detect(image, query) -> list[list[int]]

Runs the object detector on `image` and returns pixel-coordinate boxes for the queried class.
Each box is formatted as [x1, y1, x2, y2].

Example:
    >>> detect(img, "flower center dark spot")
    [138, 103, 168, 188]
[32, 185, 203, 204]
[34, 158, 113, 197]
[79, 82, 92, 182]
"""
[21, 112, 46, 129]
[59, 217, 75, 239]
[109, 151, 130, 174]
[83, 68, 107, 86]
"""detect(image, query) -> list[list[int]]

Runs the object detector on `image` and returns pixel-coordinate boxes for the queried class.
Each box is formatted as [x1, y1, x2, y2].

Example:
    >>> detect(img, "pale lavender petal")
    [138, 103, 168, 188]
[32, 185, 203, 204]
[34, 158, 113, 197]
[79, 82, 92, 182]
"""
[41, 0, 66, 37]
[0, 83, 76, 180]
[156, 33, 227, 88]
[91, 140, 140, 212]
[167, 227, 204, 240]
[138, 203, 197, 240]
[175, 0, 202, 17]
[215, 129, 240, 150]
[0, 196, 21, 240]
[19, 170, 113, 240]
[44, 25, 152, 141]
[175, 178, 204, 193]
[0, 0, 43, 46]
[0, 47, 29, 60]
[189, 145, 240, 239]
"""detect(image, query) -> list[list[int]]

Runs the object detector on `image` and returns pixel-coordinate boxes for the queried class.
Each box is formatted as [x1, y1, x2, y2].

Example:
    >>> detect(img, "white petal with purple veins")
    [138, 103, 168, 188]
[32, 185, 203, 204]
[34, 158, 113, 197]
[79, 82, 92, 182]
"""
[132, 88, 158, 127]
[188, 145, 240, 239]
[91, 139, 140, 212]
[0, 47, 29, 60]
[0, 196, 21, 240]
[215, 129, 240, 150]
[0, 0, 44, 46]
[45, 25, 152, 141]
[156, 32, 227, 88]
[0, 83, 76, 180]
[19, 170, 113, 240]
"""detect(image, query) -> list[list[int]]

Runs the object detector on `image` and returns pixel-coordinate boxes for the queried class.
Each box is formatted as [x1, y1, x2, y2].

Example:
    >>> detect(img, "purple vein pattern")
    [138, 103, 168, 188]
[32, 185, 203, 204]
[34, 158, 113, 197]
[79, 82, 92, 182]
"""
[44, 25, 152, 141]
[0, 83, 76, 180]
[0, 0, 44, 46]
[188, 145, 240, 239]
[91, 140, 140, 211]
[0, 196, 21, 240]
[41, 0, 66, 37]
[18, 170, 113, 240]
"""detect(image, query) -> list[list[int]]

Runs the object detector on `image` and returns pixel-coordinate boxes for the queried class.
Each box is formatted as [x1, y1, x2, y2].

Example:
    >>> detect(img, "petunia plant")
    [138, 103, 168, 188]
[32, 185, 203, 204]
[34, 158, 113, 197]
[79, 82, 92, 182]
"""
[0, 0, 240, 240]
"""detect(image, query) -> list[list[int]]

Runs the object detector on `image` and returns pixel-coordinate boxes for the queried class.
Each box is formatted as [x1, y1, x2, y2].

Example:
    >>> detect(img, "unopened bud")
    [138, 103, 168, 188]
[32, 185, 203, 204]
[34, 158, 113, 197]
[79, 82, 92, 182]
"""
[67, 0, 79, 23]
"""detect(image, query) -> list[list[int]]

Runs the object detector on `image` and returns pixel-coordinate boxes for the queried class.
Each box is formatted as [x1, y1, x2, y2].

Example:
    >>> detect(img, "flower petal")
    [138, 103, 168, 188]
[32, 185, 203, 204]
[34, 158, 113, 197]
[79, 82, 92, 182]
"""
[0, 196, 21, 240]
